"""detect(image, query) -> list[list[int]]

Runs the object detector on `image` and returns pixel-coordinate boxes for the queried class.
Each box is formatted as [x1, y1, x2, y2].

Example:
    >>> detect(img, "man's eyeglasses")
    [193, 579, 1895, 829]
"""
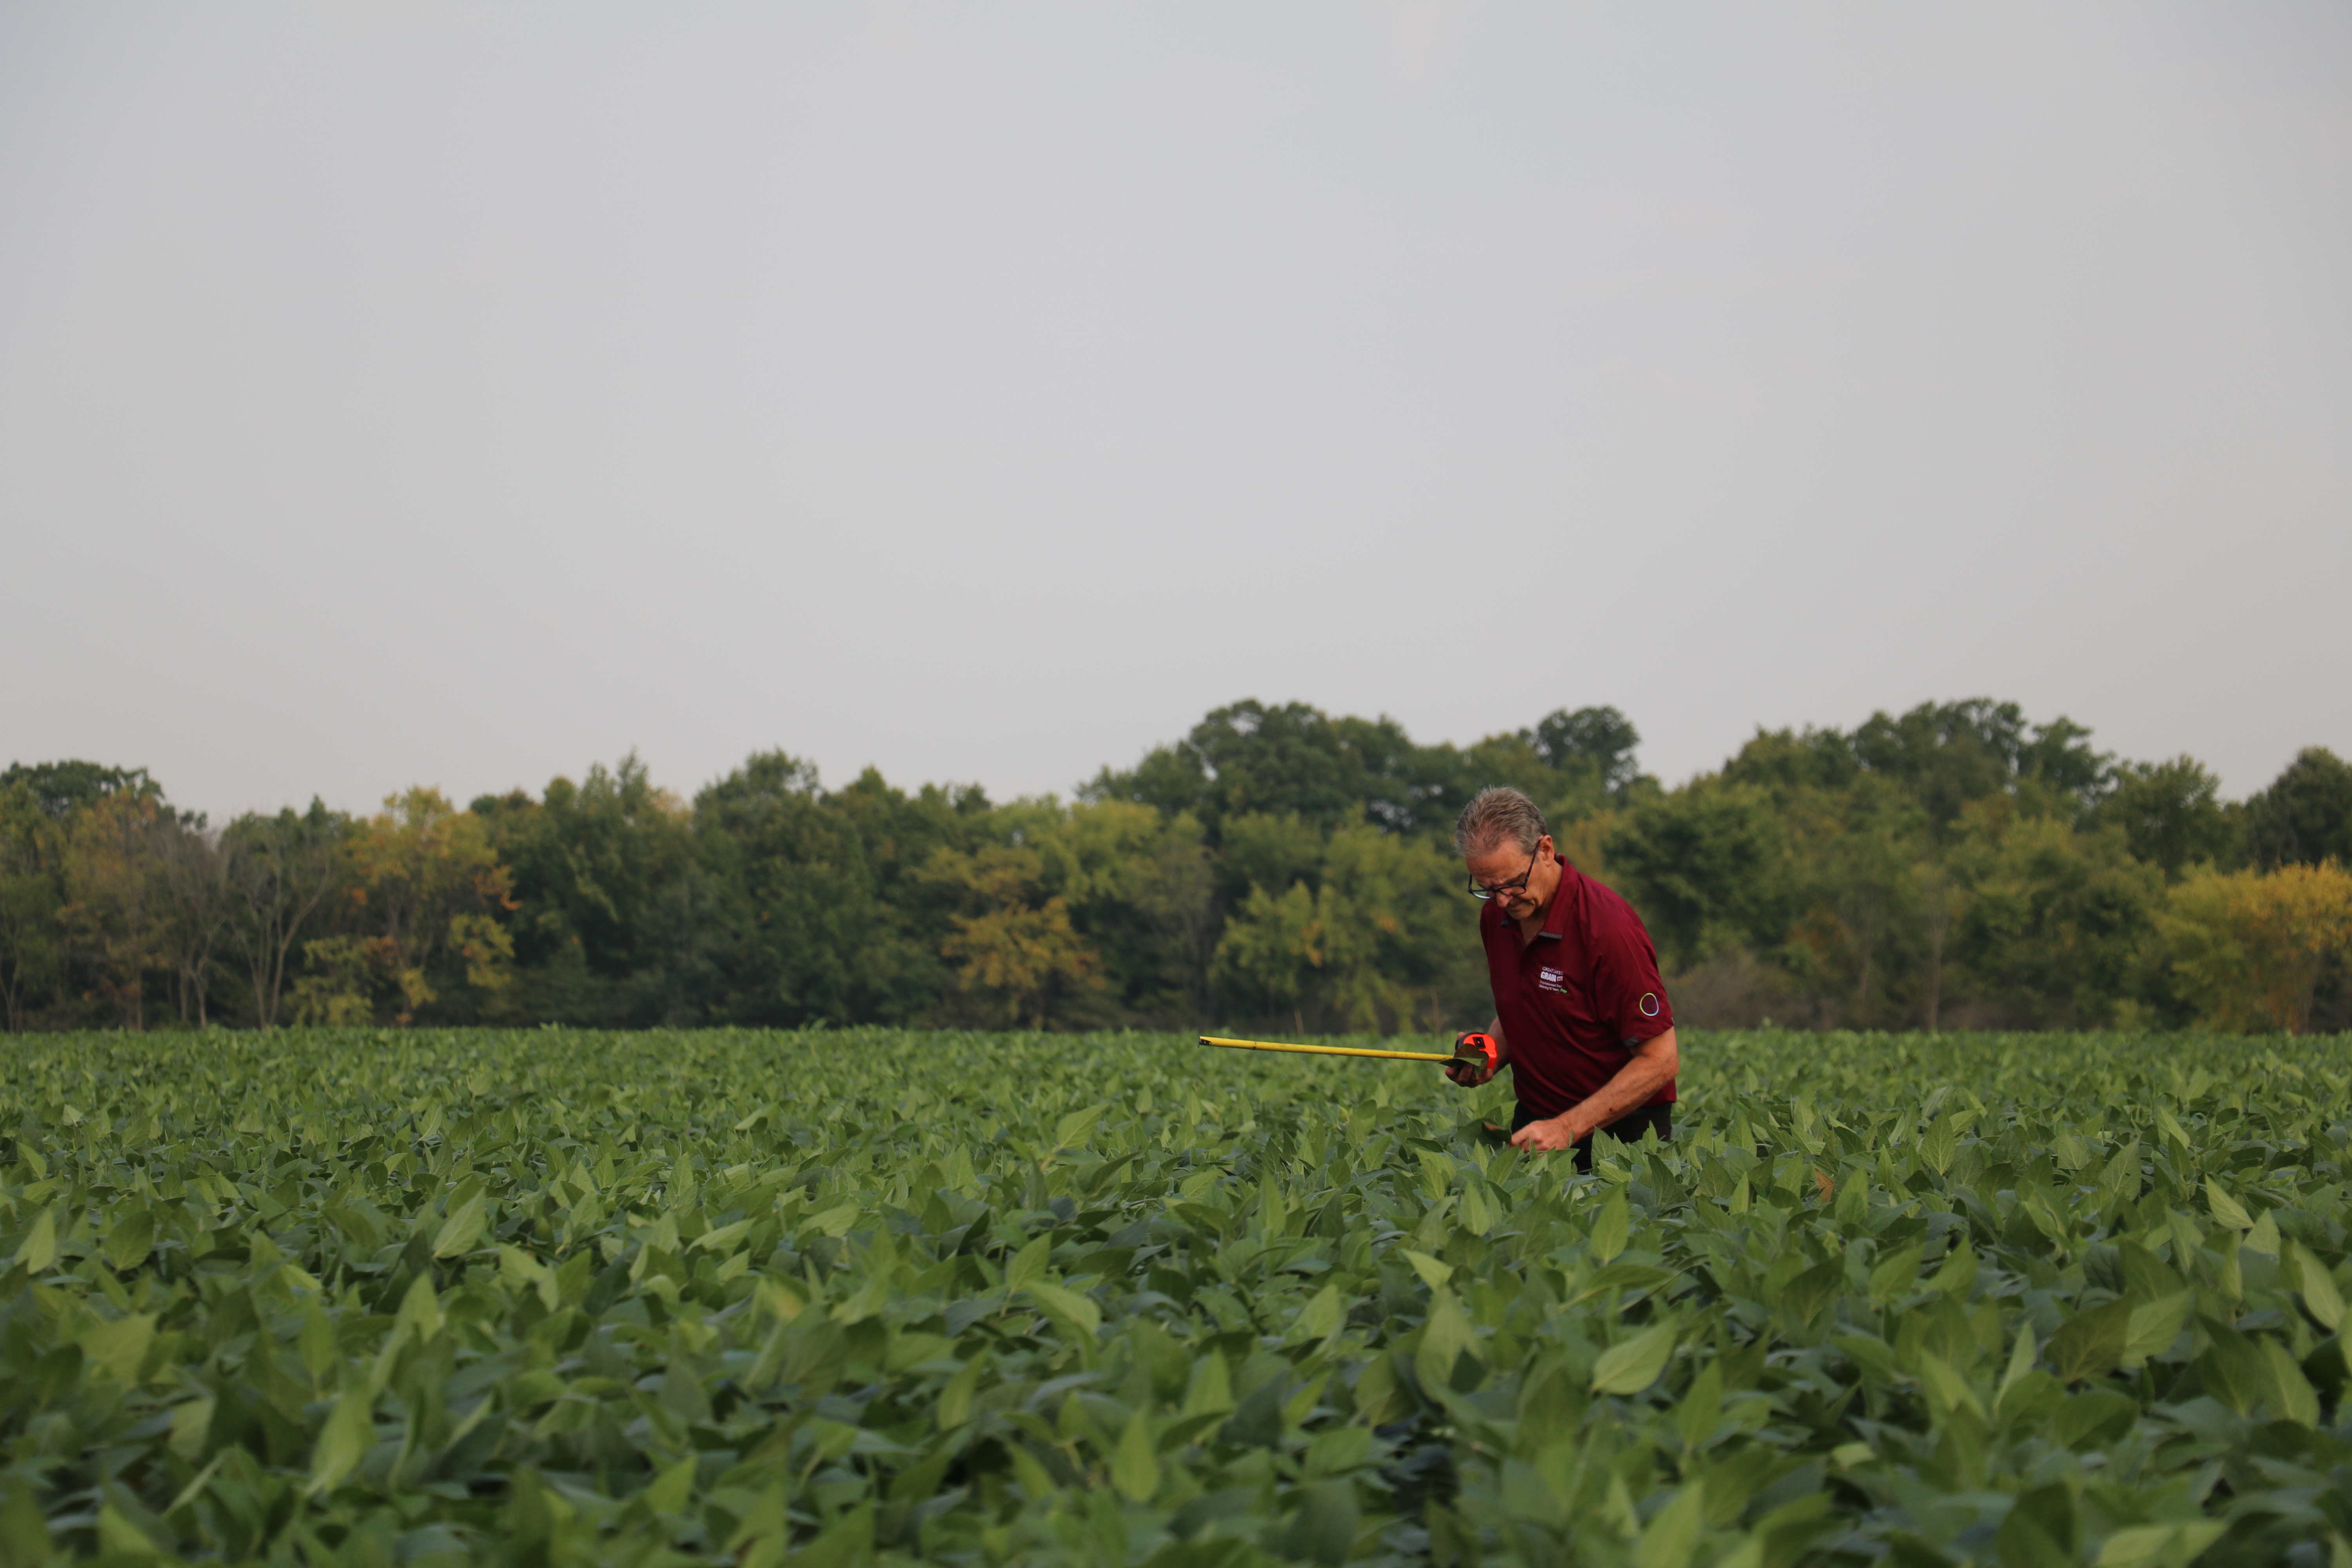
[1467, 855, 1539, 902]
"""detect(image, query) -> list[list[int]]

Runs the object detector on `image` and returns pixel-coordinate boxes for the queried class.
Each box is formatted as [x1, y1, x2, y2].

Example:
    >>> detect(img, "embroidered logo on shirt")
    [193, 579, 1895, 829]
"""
[1639, 992, 1661, 1017]
[1538, 966, 1566, 993]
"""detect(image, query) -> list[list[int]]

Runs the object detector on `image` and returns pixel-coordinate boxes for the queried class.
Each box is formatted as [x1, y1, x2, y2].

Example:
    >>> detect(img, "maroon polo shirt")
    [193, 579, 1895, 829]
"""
[1480, 860, 1676, 1120]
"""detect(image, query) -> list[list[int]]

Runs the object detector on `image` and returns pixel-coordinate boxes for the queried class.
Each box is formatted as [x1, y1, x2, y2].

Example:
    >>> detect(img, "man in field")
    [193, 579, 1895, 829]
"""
[1446, 786, 1677, 1169]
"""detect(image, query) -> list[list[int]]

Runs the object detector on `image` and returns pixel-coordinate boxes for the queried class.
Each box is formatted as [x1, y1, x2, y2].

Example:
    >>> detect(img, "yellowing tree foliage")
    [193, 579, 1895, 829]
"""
[2164, 861, 2352, 1033]
[294, 788, 516, 1025]
[925, 843, 1102, 1030]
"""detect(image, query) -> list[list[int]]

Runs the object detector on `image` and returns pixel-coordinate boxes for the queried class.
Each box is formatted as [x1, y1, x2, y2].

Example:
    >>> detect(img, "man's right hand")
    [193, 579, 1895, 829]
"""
[1445, 1032, 1499, 1087]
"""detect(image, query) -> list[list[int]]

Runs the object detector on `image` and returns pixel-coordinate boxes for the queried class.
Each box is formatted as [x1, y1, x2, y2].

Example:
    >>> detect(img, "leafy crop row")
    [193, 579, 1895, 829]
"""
[2, 1028, 2348, 1566]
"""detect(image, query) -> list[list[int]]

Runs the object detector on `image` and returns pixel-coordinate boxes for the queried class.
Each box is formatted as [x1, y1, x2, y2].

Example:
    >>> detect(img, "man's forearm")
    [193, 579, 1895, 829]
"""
[1552, 1031, 1676, 1141]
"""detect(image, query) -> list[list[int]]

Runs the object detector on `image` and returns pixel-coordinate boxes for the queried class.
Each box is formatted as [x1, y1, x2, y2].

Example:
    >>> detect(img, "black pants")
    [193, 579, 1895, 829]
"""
[1511, 1101, 1671, 1173]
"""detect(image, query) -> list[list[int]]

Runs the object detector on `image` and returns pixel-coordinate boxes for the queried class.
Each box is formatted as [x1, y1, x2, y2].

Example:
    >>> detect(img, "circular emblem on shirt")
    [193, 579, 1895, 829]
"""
[1640, 992, 1660, 1017]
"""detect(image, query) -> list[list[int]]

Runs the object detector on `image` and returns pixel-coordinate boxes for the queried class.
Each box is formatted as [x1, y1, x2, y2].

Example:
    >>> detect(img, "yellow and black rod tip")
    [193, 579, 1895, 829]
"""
[1196, 1035, 1461, 1063]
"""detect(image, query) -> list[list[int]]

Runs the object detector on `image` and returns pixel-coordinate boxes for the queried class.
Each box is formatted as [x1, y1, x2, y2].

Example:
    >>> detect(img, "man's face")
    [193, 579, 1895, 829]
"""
[1465, 835, 1560, 921]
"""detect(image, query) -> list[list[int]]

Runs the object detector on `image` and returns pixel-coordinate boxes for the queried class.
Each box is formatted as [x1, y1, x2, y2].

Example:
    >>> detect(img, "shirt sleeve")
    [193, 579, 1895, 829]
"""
[1593, 909, 1675, 1045]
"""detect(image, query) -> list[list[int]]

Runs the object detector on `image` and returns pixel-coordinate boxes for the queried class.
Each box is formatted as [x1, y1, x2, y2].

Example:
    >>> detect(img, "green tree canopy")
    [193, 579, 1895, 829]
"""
[0, 760, 158, 819]
[2241, 747, 2352, 871]
[2094, 756, 2234, 880]
[11, 693, 2343, 1034]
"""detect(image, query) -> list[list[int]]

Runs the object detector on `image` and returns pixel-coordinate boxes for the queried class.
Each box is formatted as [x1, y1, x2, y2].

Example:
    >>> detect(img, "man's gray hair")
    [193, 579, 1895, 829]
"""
[1455, 786, 1548, 858]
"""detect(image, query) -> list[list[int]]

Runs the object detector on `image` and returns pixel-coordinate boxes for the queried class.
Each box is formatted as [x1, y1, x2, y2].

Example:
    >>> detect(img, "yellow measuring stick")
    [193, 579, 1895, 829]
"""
[1197, 1034, 1463, 1063]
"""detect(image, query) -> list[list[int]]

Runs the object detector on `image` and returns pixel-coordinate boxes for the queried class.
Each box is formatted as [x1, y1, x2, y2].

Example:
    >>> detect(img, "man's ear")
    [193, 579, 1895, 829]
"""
[1538, 834, 1557, 862]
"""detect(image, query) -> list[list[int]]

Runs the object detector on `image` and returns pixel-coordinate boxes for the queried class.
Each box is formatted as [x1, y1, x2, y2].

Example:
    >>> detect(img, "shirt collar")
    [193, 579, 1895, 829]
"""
[1485, 858, 1581, 941]
[1534, 860, 1583, 941]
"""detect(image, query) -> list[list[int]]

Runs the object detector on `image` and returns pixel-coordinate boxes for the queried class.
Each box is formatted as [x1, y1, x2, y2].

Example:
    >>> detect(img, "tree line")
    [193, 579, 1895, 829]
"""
[4, 697, 2349, 1036]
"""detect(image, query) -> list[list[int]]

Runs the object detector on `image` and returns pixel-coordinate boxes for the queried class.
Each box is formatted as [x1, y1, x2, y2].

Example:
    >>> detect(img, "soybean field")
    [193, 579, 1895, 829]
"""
[3, 1027, 2350, 1568]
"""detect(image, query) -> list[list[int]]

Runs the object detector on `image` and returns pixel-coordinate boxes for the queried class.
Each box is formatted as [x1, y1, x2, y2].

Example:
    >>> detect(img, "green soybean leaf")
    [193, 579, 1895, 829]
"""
[1781, 1258, 1846, 1326]
[806, 1201, 862, 1238]
[1458, 1180, 1496, 1237]
[1303, 1424, 1370, 1478]
[1054, 1103, 1109, 1149]
[12, 1209, 55, 1274]
[392, 1272, 443, 1345]
[2196, 1316, 2270, 1415]
[1399, 1249, 1454, 1289]
[78, 1313, 154, 1384]
[307, 1387, 376, 1496]
[1916, 1352, 1986, 1421]
[2045, 1299, 2132, 1385]
[1591, 1321, 1675, 1396]
[2094, 1139, 2143, 1209]
[105, 1209, 154, 1272]
[1931, 1238, 1980, 1297]
[936, 1357, 984, 1430]
[1996, 1327, 2038, 1407]
[1866, 1243, 1924, 1305]
[691, 1218, 754, 1253]
[2203, 1179, 2252, 1232]
[1111, 1409, 1159, 1502]
[1005, 1234, 1052, 1293]
[2261, 1338, 2319, 1426]
[431, 1189, 488, 1258]
[1181, 1352, 1235, 1417]
[1635, 1481, 1705, 1568]
[2095, 1522, 2227, 1568]
[1416, 1288, 1480, 1395]
[1027, 1281, 1102, 1338]
[1920, 1116, 1957, 1176]
[644, 1454, 697, 1515]
[1590, 1191, 1630, 1265]
[1674, 1361, 1723, 1452]
[2122, 1292, 2190, 1367]
[1290, 1282, 1343, 1344]
[1281, 1479, 1360, 1568]
[299, 1296, 337, 1381]
[2285, 1240, 2345, 1331]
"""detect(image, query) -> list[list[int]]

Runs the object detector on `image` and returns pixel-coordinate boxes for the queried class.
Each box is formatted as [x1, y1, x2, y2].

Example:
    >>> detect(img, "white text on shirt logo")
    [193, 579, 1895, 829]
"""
[1537, 966, 1566, 993]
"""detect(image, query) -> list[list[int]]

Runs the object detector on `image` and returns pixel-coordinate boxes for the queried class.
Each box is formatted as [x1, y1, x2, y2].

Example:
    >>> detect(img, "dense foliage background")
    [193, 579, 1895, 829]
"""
[3, 1026, 2348, 1566]
[3, 698, 2349, 1036]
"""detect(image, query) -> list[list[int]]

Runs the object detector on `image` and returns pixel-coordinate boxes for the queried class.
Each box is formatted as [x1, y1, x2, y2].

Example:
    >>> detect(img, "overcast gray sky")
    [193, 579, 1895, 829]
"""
[4, 2, 2347, 819]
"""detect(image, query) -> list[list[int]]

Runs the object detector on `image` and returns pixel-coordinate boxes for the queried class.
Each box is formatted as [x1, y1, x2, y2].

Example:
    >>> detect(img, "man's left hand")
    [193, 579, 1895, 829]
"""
[1510, 1114, 1586, 1152]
